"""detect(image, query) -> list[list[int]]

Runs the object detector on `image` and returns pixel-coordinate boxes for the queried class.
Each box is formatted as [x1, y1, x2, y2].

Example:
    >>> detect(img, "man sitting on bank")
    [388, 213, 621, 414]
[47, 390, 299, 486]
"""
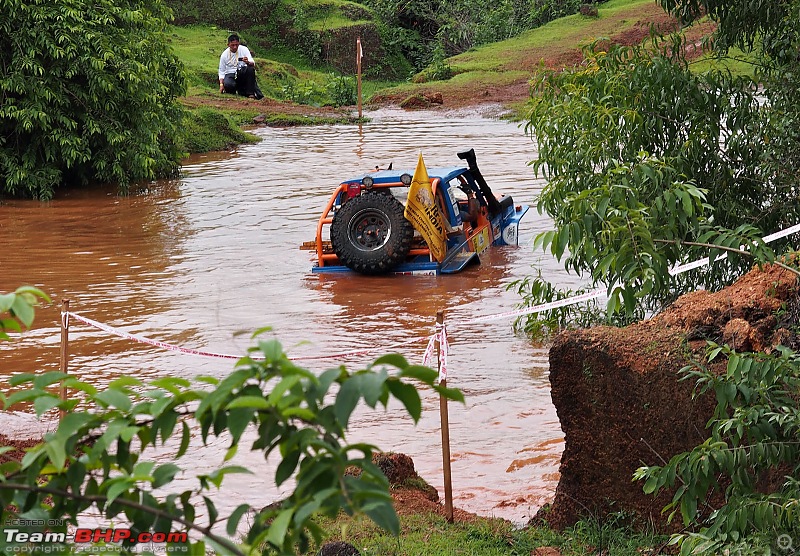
[218, 33, 258, 98]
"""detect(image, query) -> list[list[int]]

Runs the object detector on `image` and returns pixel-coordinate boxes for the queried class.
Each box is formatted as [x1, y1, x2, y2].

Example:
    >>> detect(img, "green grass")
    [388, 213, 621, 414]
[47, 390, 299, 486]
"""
[447, 0, 657, 72]
[689, 47, 761, 78]
[178, 107, 260, 153]
[166, 25, 232, 88]
[307, 15, 372, 30]
[306, 510, 668, 556]
[163, 22, 372, 151]
[167, 23, 403, 102]
[376, 0, 662, 101]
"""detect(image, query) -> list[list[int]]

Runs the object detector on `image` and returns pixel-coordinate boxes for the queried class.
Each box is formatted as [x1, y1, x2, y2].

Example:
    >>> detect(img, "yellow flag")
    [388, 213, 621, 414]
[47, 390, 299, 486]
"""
[404, 153, 447, 263]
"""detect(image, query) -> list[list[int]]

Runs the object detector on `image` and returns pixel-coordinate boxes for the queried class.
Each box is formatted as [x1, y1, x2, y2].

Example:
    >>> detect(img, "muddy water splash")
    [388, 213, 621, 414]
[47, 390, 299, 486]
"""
[0, 109, 579, 523]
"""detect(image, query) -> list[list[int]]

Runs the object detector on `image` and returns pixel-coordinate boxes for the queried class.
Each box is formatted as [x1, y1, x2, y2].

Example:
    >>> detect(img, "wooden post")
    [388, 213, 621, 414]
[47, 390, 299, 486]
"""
[356, 37, 363, 120]
[59, 299, 70, 420]
[436, 310, 454, 523]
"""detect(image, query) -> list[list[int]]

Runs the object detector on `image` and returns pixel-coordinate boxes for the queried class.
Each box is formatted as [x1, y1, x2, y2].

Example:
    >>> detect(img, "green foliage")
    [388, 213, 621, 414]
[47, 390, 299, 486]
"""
[416, 47, 454, 82]
[523, 32, 799, 317]
[634, 343, 800, 554]
[658, 0, 792, 54]
[362, 0, 586, 72]
[325, 74, 357, 107]
[0, 287, 50, 341]
[282, 79, 328, 106]
[280, 74, 356, 107]
[179, 107, 260, 153]
[286, 5, 324, 64]
[507, 271, 643, 337]
[0, 334, 463, 554]
[0, 0, 187, 200]
[166, 0, 280, 30]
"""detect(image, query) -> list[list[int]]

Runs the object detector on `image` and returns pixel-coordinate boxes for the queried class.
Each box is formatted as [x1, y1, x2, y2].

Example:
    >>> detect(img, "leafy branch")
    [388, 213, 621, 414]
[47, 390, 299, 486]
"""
[0, 286, 50, 340]
[1, 334, 464, 554]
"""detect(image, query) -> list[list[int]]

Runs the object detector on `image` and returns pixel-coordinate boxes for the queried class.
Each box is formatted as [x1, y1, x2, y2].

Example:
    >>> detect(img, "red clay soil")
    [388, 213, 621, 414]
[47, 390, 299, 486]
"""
[181, 95, 357, 120]
[369, 452, 482, 523]
[539, 263, 800, 532]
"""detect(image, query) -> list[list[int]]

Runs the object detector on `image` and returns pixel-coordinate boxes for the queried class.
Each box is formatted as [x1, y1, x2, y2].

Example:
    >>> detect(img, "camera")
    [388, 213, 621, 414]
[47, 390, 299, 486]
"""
[238, 57, 244, 61]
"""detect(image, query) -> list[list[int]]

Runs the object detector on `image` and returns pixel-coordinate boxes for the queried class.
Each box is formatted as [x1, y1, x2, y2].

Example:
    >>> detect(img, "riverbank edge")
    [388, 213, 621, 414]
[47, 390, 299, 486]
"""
[0, 429, 666, 555]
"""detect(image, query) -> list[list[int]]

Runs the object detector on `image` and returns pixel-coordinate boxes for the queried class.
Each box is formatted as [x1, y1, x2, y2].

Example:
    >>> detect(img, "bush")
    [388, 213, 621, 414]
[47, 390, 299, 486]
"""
[281, 79, 328, 106]
[0, 0, 186, 199]
[635, 343, 800, 554]
[325, 74, 357, 107]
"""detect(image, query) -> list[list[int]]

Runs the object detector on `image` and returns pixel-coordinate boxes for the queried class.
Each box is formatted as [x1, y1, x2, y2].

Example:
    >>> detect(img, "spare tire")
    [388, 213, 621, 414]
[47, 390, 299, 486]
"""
[330, 192, 414, 274]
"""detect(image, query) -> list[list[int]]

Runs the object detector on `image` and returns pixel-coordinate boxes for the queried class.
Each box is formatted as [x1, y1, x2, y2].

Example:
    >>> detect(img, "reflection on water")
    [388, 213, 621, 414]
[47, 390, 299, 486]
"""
[0, 109, 579, 523]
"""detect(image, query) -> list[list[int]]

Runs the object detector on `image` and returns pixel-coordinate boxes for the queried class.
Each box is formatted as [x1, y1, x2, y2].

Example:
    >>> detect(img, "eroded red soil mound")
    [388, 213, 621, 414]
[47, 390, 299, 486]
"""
[539, 263, 799, 531]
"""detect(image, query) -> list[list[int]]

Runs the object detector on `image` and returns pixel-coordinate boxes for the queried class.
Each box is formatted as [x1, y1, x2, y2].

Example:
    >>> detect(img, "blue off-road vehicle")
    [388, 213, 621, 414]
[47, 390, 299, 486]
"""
[303, 149, 529, 275]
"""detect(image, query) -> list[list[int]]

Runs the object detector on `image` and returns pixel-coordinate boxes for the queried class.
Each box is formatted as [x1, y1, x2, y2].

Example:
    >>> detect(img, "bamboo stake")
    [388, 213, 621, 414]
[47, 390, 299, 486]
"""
[59, 299, 70, 420]
[356, 37, 363, 120]
[436, 310, 454, 522]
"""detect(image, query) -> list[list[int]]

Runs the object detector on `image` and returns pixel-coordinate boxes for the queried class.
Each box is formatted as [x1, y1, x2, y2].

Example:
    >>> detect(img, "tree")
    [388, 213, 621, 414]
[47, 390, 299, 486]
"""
[0, 0, 186, 200]
[0, 327, 463, 554]
[521, 0, 800, 321]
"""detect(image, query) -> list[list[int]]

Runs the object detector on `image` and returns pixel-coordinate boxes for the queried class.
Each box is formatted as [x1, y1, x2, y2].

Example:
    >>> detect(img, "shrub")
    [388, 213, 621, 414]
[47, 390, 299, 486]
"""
[0, 0, 186, 199]
[325, 74, 357, 107]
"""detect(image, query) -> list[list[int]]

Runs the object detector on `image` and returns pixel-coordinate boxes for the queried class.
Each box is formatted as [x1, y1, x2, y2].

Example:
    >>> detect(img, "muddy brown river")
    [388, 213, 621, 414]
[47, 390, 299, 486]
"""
[1, 109, 583, 524]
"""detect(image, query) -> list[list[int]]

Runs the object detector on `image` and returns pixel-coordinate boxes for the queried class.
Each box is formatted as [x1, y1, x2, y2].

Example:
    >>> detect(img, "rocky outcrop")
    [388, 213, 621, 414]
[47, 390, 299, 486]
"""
[538, 263, 799, 531]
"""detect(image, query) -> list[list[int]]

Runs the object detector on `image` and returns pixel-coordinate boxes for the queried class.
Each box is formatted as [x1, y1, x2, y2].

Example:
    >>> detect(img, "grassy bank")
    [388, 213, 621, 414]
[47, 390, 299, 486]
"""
[308, 507, 668, 555]
[168, 0, 734, 153]
[167, 24, 385, 153]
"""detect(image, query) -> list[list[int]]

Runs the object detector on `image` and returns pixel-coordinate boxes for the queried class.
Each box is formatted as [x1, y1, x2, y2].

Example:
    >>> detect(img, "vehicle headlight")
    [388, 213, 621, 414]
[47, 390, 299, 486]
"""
[400, 173, 412, 185]
[362, 176, 374, 189]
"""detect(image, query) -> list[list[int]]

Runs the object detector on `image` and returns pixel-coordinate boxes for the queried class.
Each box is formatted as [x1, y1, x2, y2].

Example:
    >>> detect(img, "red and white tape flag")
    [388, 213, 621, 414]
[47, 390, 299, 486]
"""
[421, 324, 448, 383]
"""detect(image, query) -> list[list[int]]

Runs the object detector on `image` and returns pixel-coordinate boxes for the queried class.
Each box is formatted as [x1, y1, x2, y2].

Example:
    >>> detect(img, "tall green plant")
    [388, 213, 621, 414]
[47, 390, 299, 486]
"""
[0, 0, 186, 200]
[0, 332, 463, 554]
[522, 2, 800, 553]
[634, 343, 800, 555]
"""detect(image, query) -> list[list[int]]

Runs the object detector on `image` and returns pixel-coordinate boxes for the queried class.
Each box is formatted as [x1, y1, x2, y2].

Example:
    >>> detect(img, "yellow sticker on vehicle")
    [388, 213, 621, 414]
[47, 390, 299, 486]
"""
[471, 227, 490, 254]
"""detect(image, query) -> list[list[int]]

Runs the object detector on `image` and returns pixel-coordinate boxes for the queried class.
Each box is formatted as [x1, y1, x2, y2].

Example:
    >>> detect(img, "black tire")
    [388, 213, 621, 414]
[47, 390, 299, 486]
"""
[330, 192, 414, 274]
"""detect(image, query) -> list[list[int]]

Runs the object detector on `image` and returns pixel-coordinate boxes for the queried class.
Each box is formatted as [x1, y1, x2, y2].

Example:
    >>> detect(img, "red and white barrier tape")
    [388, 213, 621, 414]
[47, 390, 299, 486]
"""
[421, 324, 449, 383]
[463, 222, 800, 325]
[66, 312, 241, 360]
[65, 311, 432, 363]
[60, 223, 799, 371]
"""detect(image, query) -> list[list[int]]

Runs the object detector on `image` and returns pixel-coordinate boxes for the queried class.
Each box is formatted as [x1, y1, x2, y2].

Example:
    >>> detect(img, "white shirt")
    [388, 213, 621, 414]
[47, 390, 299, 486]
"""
[218, 45, 254, 79]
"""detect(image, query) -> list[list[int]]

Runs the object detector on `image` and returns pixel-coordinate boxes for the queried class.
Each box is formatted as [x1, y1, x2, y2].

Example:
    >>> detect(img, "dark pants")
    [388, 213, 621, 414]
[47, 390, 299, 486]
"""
[223, 66, 256, 97]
